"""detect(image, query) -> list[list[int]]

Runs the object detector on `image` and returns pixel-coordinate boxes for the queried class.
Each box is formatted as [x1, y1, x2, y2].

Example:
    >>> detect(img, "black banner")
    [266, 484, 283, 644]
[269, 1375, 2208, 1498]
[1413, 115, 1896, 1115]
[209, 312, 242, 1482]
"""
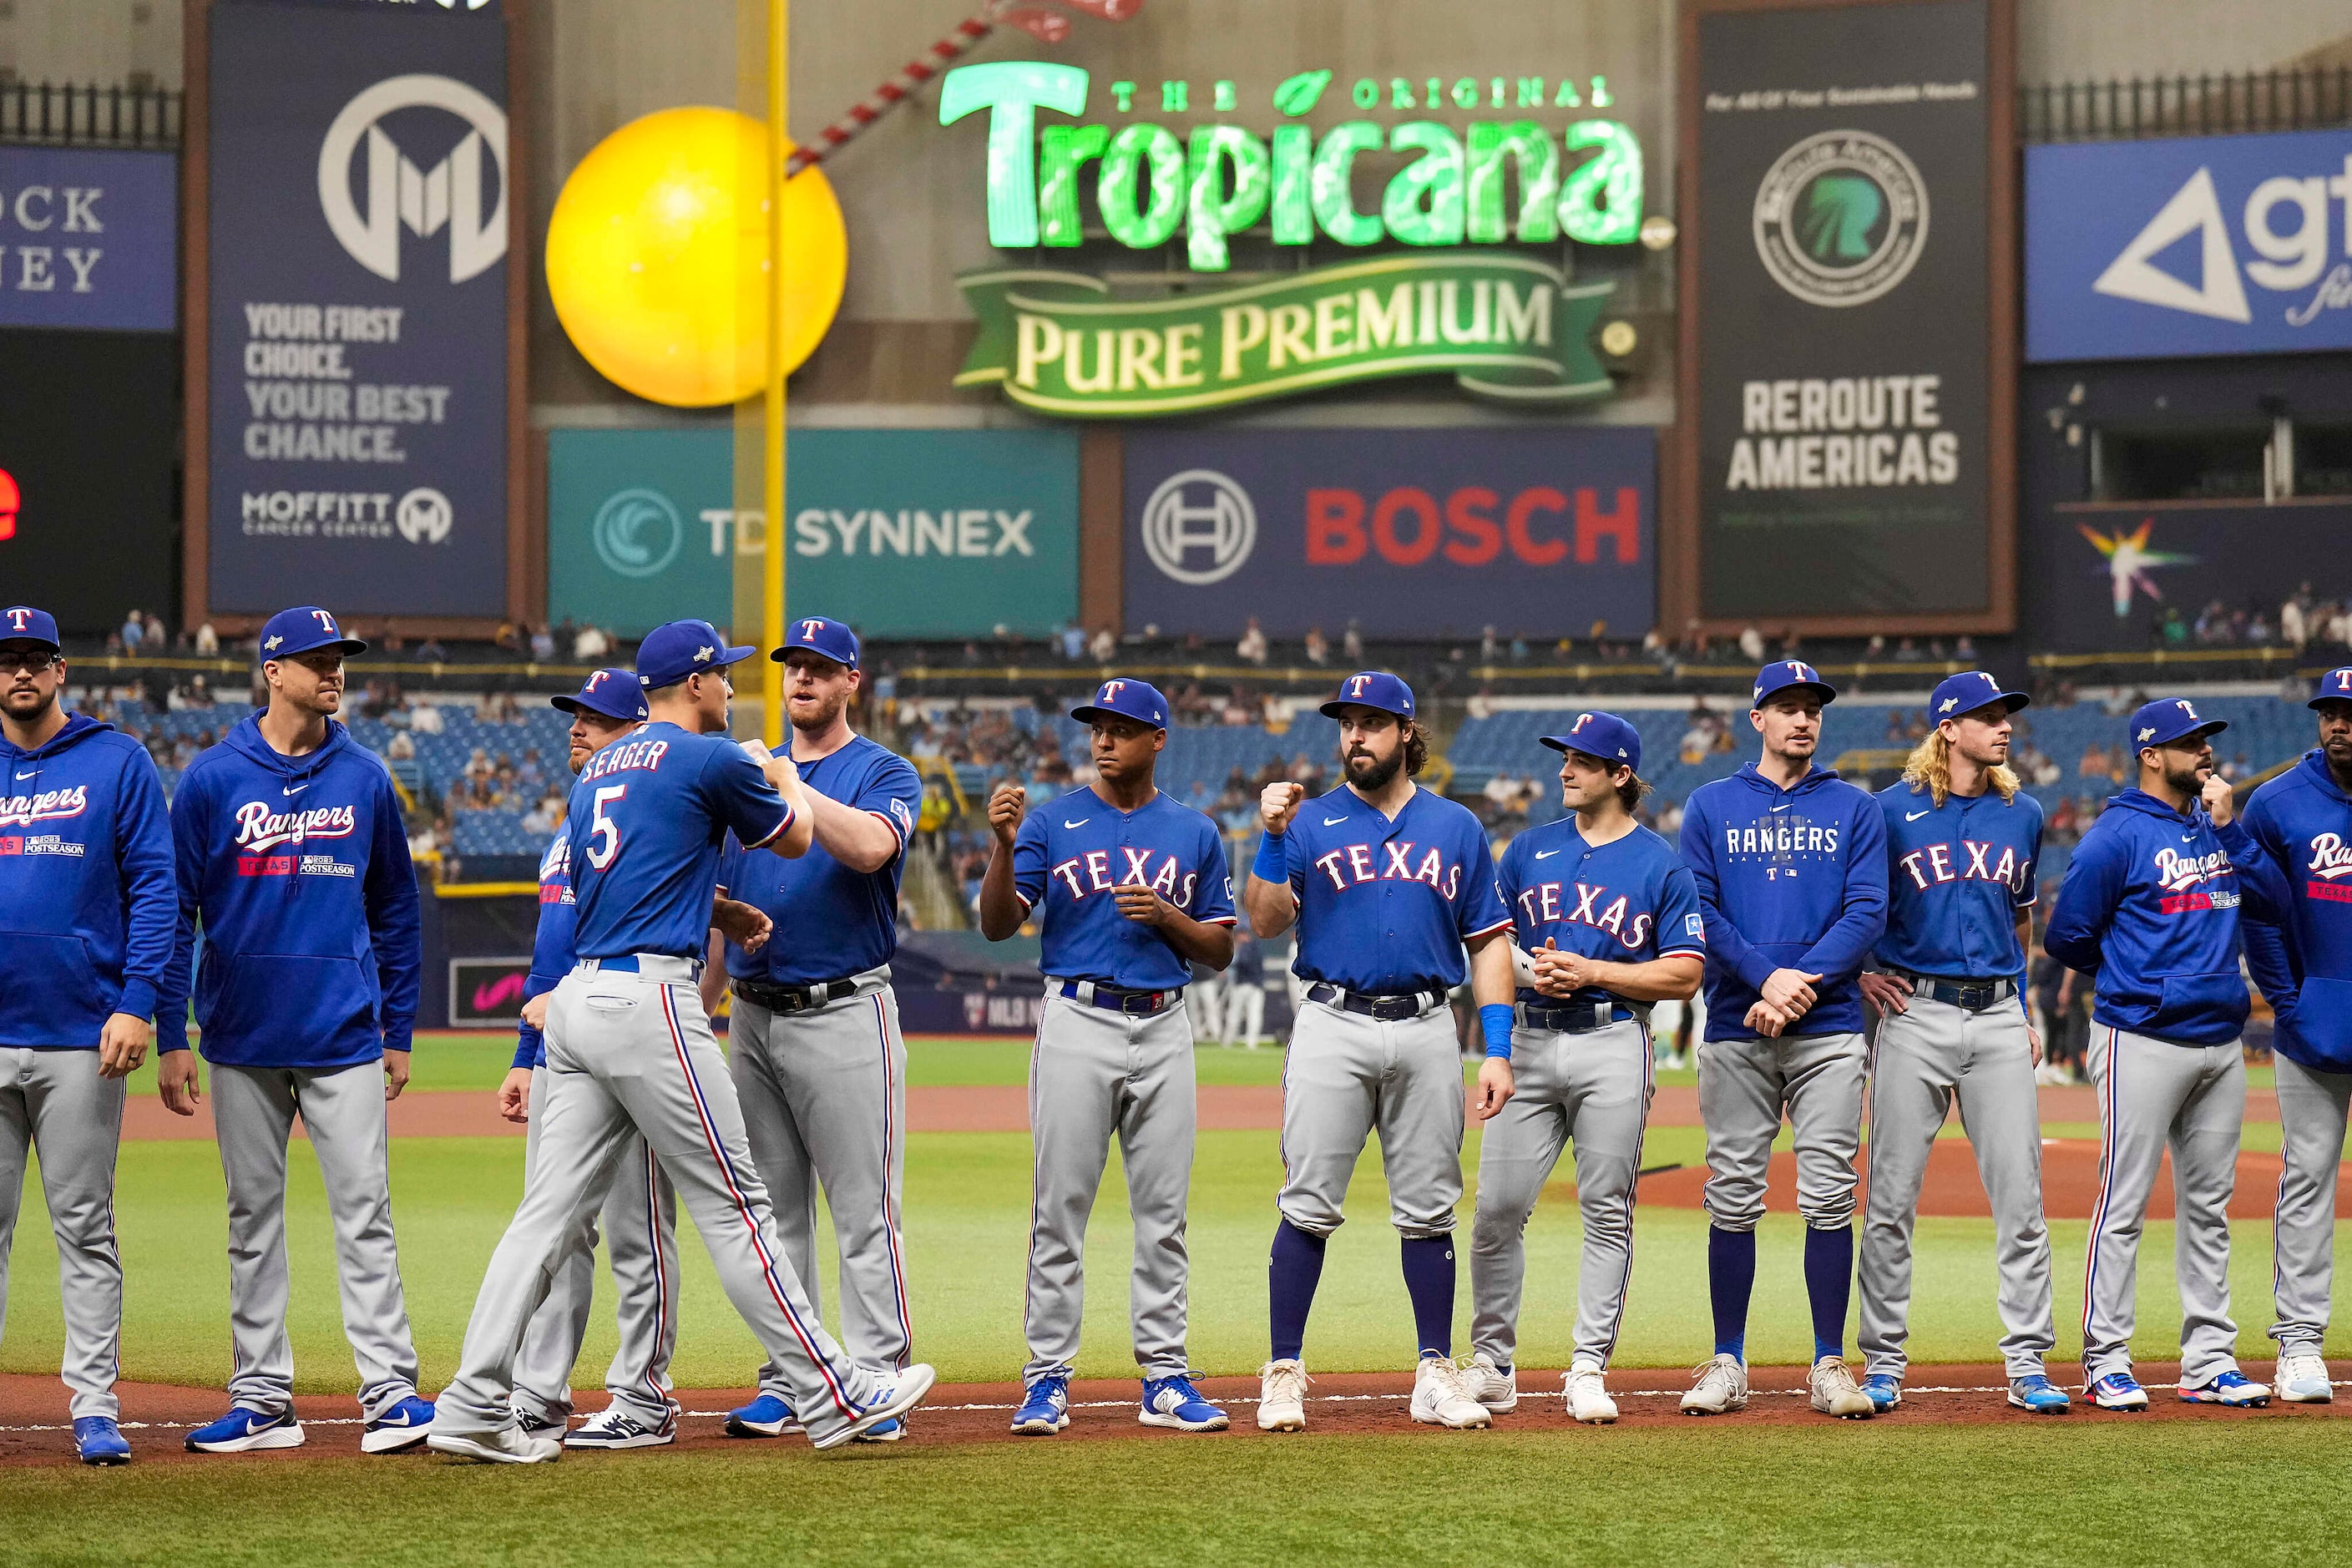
[1687, 0, 2006, 623]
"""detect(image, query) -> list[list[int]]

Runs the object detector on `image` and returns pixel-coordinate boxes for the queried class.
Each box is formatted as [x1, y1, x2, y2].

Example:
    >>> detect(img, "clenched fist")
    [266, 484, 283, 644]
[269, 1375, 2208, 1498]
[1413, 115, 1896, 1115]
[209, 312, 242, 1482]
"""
[1260, 781, 1305, 834]
[989, 780, 1028, 847]
[2201, 773, 2236, 827]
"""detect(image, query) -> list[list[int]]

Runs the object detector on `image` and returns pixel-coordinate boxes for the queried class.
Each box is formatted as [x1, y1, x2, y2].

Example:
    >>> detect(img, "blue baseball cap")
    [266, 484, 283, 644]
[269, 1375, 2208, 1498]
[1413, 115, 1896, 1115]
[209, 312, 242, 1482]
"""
[635, 619, 755, 690]
[1752, 659, 1836, 708]
[1070, 676, 1168, 729]
[1541, 711, 1642, 775]
[773, 615, 859, 670]
[1319, 670, 1415, 721]
[259, 605, 367, 660]
[552, 667, 649, 724]
[2128, 695, 2228, 751]
[2310, 667, 2352, 711]
[0, 605, 61, 652]
[1930, 670, 2031, 722]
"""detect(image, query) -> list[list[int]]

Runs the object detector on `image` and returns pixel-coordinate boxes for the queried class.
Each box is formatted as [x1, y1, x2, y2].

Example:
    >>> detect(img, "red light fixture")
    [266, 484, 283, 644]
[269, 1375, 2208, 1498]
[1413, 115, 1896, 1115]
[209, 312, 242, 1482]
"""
[0, 468, 18, 540]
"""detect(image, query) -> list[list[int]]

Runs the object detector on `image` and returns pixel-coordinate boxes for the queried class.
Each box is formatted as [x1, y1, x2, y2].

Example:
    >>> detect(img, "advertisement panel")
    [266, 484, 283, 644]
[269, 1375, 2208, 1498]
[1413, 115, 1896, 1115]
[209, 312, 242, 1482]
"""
[2024, 503, 2352, 653]
[0, 146, 177, 331]
[547, 427, 1080, 639]
[2027, 128, 2352, 363]
[448, 956, 532, 1028]
[203, 0, 512, 617]
[1684, 0, 2011, 625]
[1122, 427, 1655, 640]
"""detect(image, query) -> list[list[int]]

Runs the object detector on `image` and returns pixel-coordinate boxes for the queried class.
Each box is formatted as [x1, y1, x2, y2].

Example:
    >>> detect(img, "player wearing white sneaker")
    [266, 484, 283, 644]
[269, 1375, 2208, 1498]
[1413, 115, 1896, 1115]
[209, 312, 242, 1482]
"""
[1459, 1351, 1519, 1413]
[1808, 1354, 1874, 1419]
[1257, 1358, 1308, 1431]
[1409, 1355, 1491, 1429]
[2274, 1348, 2333, 1404]
[1565, 1365, 1618, 1424]
[1681, 1352, 1749, 1415]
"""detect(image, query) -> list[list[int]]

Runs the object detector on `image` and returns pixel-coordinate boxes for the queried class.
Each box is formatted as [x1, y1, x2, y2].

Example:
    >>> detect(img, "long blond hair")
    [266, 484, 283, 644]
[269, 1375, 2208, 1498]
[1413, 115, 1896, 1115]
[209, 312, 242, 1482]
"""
[1901, 728, 2021, 808]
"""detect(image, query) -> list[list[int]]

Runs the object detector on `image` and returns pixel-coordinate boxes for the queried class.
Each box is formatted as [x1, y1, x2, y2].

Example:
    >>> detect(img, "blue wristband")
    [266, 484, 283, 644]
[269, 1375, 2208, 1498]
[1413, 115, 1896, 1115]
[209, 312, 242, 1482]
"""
[1479, 1003, 1515, 1060]
[1252, 829, 1288, 884]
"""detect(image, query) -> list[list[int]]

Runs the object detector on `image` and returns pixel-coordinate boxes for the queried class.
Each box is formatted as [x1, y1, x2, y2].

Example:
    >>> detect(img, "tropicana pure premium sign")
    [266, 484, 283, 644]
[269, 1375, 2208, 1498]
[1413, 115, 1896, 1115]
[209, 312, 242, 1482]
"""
[939, 62, 1644, 417]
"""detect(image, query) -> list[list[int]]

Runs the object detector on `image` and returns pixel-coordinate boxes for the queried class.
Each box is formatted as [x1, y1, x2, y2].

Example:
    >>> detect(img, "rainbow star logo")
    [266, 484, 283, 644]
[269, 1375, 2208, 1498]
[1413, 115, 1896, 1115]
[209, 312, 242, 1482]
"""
[2078, 518, 2195, 618]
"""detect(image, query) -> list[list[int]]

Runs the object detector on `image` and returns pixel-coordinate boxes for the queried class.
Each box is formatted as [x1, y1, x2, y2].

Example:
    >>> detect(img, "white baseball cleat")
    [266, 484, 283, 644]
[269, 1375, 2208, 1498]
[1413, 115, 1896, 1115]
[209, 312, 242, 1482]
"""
[1409, 1356, 1492, 1429]
[1257, 1358, 1308, 1432]
[2275, 1350, 2334, 1404]
[426, 1425, 562, 1464]
[1680, 1353, 1748, 1415]
[812, 1363, 937, 1451]
[1808, 1356, 1876, 1419]
[564, 1403, 677, 1449]
[1459, 1352, 1519, 1414]
[1565, 1363, 1618, 1425]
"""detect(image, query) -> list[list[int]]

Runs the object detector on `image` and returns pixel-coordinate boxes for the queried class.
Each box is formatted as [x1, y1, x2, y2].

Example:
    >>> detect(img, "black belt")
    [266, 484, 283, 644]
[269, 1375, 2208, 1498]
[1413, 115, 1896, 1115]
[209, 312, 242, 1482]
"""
[732, 976, 866, 1014]
[1889, 969, 2018, 1014]
[1304, 982, 1445, 1022]
[1055, 979, 1182, 1017]
[1518, 999, 1636, 1034]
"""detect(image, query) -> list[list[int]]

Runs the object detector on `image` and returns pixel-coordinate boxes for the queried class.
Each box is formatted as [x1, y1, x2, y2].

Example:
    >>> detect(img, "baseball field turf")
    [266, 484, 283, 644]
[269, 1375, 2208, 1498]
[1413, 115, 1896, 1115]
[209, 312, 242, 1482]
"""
[3, 1035, 2343, 1565]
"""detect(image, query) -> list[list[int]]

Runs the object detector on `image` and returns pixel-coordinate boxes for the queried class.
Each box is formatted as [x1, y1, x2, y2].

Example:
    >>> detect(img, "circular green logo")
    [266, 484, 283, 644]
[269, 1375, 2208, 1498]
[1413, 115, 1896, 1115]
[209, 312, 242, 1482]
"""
[1753, 130, 1929, 307]
[591, 487, 683, 579]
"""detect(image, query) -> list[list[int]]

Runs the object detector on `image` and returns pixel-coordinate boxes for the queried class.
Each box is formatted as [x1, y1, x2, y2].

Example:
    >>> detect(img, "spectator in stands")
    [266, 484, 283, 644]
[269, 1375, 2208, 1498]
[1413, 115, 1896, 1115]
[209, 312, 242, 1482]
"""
[1088, 625, 1116, 662]
[1303, 625, 1329, 665]
[1237, 617, 1269, 666]
[2076, 740, 2117, 782]
[493, 620, 524, 654]
[1480, 625, 1500, 664]
[1738, 624, 1766, 661]
[190, 621, 219, 656]
[1654, 795, 1683, 839]
[415, 633, 447, 662]
[119, 611, 144, 651]
[379, 623, 405, 658]
[143, 612, 164, 649]
[529, 623, 557, 661]
[521, 793, 564, 837]
[1342, 620, 1364, 662]
[573, 621, 611, 661]
[386, 731, 417, 762]
[517, 747, 545, 791]
[463, 746, 493, 787]
[407, 696, 444, 735]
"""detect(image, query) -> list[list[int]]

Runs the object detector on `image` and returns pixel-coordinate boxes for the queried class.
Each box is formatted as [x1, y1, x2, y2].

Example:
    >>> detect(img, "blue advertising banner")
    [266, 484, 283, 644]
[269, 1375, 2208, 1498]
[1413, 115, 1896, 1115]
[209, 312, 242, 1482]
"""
[2026, 128, 2352, 362]
[205, 0, 510, 617]
[0, 146, 176, 331]
[1122, 427, 1655, 640]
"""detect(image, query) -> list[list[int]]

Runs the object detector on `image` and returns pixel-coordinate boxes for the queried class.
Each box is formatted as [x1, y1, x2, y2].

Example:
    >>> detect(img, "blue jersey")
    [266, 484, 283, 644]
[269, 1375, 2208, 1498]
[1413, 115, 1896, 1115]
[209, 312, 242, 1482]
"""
[514, 833, 578, 1070]
[1495, 818, 1704, 1008]
[563, 722, 794, 962]
[2238, 752, 2352, 1070]
[1013, 786, 1236, 991]
[1875, 781, 2042, 982]
[719, 734, 922, 984]
[1277, 784, 1510, 992]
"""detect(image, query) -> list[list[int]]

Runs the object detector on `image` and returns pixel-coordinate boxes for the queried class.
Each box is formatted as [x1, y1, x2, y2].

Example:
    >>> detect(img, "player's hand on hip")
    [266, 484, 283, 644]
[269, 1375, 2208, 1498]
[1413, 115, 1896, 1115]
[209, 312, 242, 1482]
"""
[519, 992, 550, 1032]
[158, 1050, 202, 1116]
[2200, 773, 2236, 827]
[497, 1066, 532, 1124]
[1858, 971, 1911, 1018]
[97, 1010, 153, 1079]
[713, 895, 773, 953]
[384, 1049, 411, 1102]
[1260, 781, 1305, 834]
[1760, 967, 1821, 1015]
[1113, 881, 1172, 927]
[1474, 1055, 1515, 1120]
[1744, 999, 1792, 1039]
[987, 780, 1027, 846]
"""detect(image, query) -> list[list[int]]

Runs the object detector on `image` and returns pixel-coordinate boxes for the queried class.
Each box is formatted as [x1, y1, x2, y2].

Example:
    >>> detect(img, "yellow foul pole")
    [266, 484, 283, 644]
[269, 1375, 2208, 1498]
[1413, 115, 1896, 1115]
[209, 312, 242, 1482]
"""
[761, 0, 789, 745]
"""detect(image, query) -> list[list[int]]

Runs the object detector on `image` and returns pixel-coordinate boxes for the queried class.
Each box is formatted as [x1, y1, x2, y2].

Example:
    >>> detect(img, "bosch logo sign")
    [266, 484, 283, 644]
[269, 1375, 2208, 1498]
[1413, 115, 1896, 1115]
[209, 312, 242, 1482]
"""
[0, 468, 17, 540]
[592, 487, 685, 579]
[1141, 468, 1256, 585]
[318, 73, 509, 284]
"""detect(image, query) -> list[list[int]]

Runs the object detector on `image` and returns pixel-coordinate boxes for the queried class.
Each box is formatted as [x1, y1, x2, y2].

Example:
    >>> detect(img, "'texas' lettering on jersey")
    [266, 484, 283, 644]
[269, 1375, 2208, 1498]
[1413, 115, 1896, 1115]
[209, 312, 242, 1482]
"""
[233, 800, 357, 852]
[0, 783, 89, 829]
[1050, 845, 1207, 908]
[1309, 839, 1466, 900]
[578, 735, 667, 784]
[2303, 831, 2352, 905]
[1896, 840, 2033, 896]
[1515, 879, 1656, 951]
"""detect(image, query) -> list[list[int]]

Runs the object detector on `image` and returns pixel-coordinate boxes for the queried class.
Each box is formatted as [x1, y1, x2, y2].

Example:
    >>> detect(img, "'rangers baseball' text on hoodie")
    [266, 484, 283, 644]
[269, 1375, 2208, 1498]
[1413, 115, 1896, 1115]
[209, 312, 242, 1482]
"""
[2240, 751, 2352, 1071]
[161, 713, 421, 1067]
[0, 712, 177, 1047]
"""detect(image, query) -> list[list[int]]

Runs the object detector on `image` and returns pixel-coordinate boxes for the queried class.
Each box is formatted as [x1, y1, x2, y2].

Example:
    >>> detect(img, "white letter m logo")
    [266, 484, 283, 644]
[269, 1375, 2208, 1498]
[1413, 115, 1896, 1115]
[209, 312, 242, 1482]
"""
[318, 74, 509, 283]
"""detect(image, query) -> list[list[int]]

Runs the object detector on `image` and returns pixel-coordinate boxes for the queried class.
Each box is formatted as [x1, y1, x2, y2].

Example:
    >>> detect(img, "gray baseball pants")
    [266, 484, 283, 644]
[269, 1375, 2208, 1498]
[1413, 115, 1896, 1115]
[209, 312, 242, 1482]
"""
[1278, 999, 1464, 1239]
[2270, 1053, 2352, 1354]
[2082, 1026, 2247, 1383]
[1698, 1030, 1867, 1231]
[732, 980, 913, 1390]
[1024, 988, 1196, 1383]
[1469, 1017, 1652, 1371]
[0, 1048, 125, 1419]
[210, 1058, 421, 1421]
[1859, 996, 2056, 1380]
[511, 1065, 680, 1426]
[434, 960, 884, 1447]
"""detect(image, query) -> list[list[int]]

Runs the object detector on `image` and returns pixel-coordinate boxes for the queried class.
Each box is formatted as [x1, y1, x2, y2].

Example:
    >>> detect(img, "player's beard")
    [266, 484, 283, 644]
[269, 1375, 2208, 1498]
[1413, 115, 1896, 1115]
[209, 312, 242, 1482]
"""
[2, 684, 56, 721]
[2162, 757, 2208, 798]
[790, 685, 848, 735]
[1344, 745, 1403, 792]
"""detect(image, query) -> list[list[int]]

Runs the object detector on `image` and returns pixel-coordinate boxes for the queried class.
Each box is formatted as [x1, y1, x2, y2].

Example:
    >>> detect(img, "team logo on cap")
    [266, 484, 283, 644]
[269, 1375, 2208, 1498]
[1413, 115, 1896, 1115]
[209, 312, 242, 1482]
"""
[584, 671, 610, 693]
[1347, 675, 1371, 699]
[4, 609, 29, 632]
[2330, 671, 2352, 695]
[312, 610, 339, 635]
[798, 620, 825, 640]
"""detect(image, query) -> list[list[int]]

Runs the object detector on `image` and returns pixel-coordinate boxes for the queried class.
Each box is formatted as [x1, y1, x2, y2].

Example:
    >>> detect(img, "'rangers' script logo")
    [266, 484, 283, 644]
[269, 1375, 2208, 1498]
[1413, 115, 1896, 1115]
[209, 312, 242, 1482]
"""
[2153, 845, 2232, 893]
[0, 784, 89, 828]
[2306, 832, 2352, 881]
[234, 801, 359, 852]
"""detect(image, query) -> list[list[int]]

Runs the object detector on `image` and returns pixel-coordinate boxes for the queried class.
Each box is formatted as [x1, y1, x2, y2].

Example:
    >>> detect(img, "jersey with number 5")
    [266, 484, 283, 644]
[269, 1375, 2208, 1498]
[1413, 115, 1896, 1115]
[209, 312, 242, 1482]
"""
[563, 721, 795, 961]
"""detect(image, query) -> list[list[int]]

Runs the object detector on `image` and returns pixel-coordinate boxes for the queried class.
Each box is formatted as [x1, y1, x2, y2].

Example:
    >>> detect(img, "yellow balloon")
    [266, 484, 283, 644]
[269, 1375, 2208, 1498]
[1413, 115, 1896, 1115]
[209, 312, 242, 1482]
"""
[546, 107, 847, 408]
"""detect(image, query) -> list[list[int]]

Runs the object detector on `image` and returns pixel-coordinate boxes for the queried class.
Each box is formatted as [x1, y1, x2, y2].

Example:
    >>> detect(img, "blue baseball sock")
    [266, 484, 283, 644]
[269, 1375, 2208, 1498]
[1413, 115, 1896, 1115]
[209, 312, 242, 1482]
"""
[1805, 1223, 1854, 1363]
[1268, 1219, 1328, 1363]
[1708, 1226, 1756, 1360]
[1399, 1236, 1455, 1360]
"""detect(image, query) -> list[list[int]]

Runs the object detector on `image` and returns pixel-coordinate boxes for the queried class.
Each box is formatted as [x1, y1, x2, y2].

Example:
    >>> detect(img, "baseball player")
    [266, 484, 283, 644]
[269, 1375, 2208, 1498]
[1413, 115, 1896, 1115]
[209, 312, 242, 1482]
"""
[0, 605, 175, 1466]
[159, 607, 432, 1454]
[1462, 712, 1704, 1425]
[976, 677, 1237, 1435]
[1246, 671, 1516, 1434]
[2229, 669, 2352, 1404]
[2046, 696, 2291, 1410]
[428, 620, 933, 1462]
[1676, 660, 1888, 1420]
[1854, 671, 2068, 1416]
[700, 617, 926, 1444]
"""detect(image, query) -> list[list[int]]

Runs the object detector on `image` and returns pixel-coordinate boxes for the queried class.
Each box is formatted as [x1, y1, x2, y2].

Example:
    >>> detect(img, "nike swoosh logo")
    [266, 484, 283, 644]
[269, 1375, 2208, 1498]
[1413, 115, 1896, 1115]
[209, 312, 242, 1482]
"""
[1534, 848, 1562, 860]
[1064, 818, 1090, 829]
[1771, 804, 1790, 812]
[1323, 815, 1350, 826]
[1906, 810, 1930, 822]
[2182, 835, 2196, 843]
[13, 769, 33, 780]
[284, 785, 310, 797]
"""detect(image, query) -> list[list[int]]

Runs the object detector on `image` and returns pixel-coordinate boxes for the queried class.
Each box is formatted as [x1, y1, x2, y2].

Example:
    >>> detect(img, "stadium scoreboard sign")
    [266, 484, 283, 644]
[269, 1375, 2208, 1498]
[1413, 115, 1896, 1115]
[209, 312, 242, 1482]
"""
[1679, 0, 2016, 633]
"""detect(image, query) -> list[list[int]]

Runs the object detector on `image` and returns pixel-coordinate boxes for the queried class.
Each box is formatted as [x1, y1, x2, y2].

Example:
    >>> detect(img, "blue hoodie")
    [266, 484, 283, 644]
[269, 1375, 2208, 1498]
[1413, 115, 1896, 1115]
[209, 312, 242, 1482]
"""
[2239, 751, 2352, 1071]
[0, 713, 177, 1047]
[160, 713, 421, 1068]
[2045, 787, 2291, 1047]
[1678, 762, 1889, 1039]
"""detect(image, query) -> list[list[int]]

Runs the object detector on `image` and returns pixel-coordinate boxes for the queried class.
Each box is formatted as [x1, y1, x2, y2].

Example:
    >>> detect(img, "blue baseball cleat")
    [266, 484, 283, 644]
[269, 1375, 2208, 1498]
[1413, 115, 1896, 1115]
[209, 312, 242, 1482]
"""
[74, 1416, 130, 1466]
[2086, 1372, 2149, 1411]
[2179, 1369, 2272, 1408]
[185, 1406, 305, 1453]
[1011, 1374, 1070, 1435]
[2007, 1375, 2071, 1414]
[1859, 1373, 1902, 1414]
[362, 1395, 438, 1454]
[1139, 1374, 1229, 1433]
[724, 1393, 803, 1438]
[852, 1416, 905, 1443]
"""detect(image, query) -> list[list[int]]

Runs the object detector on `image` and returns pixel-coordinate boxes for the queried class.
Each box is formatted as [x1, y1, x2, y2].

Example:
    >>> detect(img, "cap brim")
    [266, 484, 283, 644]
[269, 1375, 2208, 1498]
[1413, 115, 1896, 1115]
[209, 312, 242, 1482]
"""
[1069, 705, 1163, 729]
[0, 635, 62, 653]
[2147, 720, 2229, 746]
[1754, 682, 1837, 708]
[2310, 695, 2352, 711]
[771, 644, 853, 669]
[1319, 698, 1410, 721]
[715, 644, 757, 667]
[268, 636, 367, 659]
[1540, 736, 1634, 767]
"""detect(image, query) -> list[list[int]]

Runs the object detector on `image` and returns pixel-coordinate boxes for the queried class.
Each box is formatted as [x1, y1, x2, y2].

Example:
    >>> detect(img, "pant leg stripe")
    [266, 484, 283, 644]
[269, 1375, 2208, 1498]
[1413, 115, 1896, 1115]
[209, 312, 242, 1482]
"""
[1598, 1024, 1654, 1368]
[658, 983, 858, 1419]
[1024, 1005, 1048, 1361]
[2081, 1026, 2121, 1350]
[872, 993, 915, 1370]
[641, 1142, 670, 1407]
